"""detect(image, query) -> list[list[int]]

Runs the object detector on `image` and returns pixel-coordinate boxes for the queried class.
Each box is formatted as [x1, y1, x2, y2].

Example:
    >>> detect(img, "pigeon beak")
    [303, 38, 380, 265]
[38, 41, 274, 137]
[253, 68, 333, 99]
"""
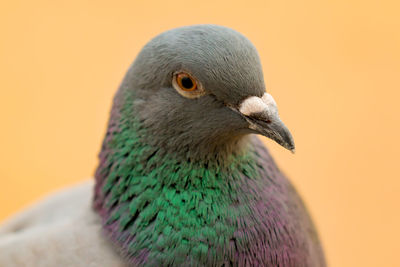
[238, 93, 295, 152]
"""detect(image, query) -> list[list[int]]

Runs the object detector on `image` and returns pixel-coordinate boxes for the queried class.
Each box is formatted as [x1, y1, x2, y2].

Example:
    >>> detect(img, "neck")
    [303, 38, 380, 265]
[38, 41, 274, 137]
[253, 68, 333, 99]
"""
[93, 89, 262, 265]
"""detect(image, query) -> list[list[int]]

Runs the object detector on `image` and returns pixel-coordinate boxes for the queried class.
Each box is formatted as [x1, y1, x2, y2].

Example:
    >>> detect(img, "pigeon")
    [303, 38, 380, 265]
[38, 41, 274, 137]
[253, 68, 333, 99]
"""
[0, 25, 325, 267]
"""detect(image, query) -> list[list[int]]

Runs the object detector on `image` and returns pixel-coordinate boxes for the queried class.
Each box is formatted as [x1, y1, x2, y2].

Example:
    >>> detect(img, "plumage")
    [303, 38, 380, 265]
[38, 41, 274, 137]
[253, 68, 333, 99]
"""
[0, 25, 325, 266]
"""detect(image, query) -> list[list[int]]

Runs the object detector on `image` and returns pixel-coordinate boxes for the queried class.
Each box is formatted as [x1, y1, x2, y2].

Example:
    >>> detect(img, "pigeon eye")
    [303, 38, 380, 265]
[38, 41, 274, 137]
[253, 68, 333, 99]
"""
[172, 71, 206, 98]
[176, 73, 197, 91]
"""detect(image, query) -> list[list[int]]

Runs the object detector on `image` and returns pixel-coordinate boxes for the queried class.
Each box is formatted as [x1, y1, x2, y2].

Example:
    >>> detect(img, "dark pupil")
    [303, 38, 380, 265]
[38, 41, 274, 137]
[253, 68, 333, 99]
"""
[181, 77, 193, 89]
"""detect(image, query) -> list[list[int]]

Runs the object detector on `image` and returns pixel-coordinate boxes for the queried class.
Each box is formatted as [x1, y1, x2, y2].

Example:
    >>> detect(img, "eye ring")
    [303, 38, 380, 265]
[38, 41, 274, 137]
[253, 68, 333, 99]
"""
[172, 71, 206, 99]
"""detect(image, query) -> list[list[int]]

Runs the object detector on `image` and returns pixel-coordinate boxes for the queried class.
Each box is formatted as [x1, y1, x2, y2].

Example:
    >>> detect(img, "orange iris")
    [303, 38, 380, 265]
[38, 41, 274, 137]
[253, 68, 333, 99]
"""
[176, 73, 197, 91]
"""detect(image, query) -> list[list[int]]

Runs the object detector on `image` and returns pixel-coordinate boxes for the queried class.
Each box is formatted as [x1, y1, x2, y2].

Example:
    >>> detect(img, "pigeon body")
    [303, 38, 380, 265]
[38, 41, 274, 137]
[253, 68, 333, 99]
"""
[0, 25, 325, 266]
[0, 181, 126, 266]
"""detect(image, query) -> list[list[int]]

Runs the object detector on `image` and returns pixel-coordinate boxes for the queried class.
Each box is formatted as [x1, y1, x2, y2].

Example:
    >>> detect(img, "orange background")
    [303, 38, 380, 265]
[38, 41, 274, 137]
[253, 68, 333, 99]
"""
[1, 1, 399, 266]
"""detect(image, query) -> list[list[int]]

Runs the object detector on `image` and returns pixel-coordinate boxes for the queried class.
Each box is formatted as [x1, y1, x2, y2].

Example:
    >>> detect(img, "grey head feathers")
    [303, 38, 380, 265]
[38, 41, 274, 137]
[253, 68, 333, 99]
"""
[126, 25, 266, 104]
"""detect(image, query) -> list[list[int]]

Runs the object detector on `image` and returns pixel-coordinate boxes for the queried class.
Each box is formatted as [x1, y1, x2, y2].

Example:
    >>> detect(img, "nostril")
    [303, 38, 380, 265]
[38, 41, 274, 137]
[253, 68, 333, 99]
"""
[249, 112, 270, 123]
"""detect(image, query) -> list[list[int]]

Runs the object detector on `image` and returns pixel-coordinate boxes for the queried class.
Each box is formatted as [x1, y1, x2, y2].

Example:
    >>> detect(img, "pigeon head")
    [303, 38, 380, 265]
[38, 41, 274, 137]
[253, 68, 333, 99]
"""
[119, 25, 294, 159]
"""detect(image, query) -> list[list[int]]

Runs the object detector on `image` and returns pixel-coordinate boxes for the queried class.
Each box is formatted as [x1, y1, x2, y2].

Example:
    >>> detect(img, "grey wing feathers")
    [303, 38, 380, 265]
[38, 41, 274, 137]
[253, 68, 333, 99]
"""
[0, 180, 127, 267]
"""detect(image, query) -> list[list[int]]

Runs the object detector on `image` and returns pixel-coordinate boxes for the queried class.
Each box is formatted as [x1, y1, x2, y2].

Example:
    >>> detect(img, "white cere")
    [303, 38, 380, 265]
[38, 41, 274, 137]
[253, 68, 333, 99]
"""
[239, 93, 278, 117]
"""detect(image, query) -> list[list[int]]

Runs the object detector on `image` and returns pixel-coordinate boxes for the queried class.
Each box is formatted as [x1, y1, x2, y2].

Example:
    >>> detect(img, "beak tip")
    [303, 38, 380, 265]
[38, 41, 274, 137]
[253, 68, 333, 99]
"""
[282, 131, 295, 153]
[285, 141, 295, 154]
